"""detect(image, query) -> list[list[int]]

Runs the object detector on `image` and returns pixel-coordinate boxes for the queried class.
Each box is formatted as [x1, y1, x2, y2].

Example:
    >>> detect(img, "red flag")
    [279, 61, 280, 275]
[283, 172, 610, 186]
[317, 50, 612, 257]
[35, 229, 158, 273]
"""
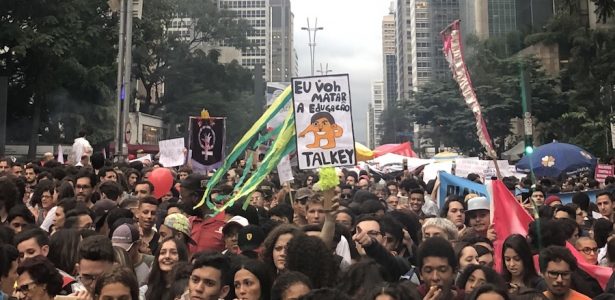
[441, 20, 497, 159]
[374, 142, 417, 158]
[490, 180, 612, 289]
[491, 180, 534, 273]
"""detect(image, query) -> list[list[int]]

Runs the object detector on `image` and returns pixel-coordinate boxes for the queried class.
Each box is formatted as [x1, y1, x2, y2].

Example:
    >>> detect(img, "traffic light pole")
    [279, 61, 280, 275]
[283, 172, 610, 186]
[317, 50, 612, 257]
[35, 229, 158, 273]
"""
[520, 64, 536, 184]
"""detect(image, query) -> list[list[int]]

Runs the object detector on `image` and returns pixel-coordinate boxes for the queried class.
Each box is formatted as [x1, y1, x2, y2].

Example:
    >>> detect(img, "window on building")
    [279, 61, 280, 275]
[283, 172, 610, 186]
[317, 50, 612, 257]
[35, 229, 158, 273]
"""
[142, 125, 162, 144]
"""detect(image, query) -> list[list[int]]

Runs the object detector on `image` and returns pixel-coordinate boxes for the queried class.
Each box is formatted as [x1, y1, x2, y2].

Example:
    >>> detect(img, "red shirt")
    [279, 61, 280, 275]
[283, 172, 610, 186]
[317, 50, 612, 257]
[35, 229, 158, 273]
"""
[189, 212, 226, 253]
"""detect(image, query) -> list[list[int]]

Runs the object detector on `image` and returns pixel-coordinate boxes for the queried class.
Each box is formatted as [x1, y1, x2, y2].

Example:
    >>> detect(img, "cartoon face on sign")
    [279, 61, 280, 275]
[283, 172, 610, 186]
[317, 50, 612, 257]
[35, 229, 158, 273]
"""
[298, 112, 344, 149]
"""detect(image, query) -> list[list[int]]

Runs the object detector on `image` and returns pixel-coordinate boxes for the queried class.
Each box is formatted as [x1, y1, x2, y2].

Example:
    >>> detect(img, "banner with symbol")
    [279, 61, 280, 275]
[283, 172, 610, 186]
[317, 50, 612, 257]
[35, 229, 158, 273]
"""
[189, 117, 226, 174]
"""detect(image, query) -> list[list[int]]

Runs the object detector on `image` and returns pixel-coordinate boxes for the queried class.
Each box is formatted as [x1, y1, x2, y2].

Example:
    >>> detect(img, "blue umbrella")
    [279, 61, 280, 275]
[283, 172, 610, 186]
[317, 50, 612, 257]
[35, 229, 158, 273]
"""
[515, 141, 597, 178]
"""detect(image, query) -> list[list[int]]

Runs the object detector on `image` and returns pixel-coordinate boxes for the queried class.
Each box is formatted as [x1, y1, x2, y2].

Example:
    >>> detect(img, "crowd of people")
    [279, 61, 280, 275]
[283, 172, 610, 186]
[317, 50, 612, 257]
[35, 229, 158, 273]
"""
[1, 149, 615, 300]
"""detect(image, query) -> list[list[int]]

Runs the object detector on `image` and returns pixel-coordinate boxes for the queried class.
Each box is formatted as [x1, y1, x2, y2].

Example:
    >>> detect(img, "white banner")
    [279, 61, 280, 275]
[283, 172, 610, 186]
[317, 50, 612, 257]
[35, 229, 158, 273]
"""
[158, 138, 186, 167]
[277, 155, 294, 183]
[292, 74, 356, 169]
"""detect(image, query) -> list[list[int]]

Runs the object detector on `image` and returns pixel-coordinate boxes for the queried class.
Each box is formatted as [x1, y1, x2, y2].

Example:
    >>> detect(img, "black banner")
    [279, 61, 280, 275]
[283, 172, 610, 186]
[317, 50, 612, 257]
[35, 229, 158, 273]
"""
[189, 117, 226, 172]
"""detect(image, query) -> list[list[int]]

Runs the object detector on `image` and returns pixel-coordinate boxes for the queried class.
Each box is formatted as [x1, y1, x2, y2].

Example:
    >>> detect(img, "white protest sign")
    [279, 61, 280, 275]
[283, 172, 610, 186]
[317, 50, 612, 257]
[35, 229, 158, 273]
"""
[158, 138, 186, 167]
[130, 154, 152, 164]
[292, 74, 356, 170]
[453, 157, 484, 178]
[423, 161, 453, 182]
[277, 155, 294, 183]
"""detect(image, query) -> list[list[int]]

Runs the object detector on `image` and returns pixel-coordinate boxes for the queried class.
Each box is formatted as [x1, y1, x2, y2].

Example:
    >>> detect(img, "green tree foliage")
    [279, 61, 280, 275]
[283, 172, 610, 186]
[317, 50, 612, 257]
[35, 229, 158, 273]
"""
[0, 0, 117, 157]
[132, 0, 253, 115]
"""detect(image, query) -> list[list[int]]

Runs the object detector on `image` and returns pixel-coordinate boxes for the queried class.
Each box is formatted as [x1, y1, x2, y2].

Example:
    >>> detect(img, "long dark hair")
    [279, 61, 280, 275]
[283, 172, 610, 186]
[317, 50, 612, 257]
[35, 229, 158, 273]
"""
[456, 264, 507, 291]
[145, 237, 189, 300]
[439, 196, 466, 218]
[230, 258, 273, 300]
[262, 224, 304, 275]
[48, 228, 82, 275]
[501, 234, 539, 286]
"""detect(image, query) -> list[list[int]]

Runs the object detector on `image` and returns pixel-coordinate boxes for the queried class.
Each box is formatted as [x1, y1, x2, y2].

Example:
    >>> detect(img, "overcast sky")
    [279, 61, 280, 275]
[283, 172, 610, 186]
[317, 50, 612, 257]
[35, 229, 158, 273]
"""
[291, 0, 392, 145]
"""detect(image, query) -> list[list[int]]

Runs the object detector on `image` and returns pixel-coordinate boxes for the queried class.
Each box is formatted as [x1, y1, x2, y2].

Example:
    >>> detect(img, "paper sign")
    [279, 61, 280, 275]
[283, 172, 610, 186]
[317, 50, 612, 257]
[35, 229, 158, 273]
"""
[130, 154, 152, 164]
[158, 138, 185, 167]
[277, 155, 294, 183]
[292, 74, 356, 169]
[595, 164, 614, 183]
[424, 161, 453, 182]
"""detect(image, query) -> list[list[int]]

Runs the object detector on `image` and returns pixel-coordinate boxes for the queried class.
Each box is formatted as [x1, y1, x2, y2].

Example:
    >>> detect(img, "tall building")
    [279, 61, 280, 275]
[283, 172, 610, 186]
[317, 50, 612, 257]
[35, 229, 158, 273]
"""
[383, 11, 398, 108]
[371, 81, 385, 146]
[397, 0, 460, 101]
[460, 0, 554, 39]
[367, 103, 375, 149]
[268, 0, 295, 82]
[217, 0, 271, 80]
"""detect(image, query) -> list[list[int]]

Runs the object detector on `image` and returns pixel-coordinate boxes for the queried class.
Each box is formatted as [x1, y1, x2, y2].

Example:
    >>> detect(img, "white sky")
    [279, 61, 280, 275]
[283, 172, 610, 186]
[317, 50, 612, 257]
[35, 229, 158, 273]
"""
[291, 0, 392, 144]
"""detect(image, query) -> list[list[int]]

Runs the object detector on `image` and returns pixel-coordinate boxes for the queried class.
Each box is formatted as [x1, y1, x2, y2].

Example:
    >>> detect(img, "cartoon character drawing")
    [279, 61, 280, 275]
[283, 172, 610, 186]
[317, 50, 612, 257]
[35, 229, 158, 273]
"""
[298, 112, 344, 149]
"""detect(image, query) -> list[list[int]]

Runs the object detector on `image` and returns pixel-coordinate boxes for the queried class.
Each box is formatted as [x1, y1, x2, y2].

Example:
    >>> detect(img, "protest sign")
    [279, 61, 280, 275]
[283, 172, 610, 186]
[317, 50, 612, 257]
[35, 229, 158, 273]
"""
[189, 117, 226, 174]
[292, 74, 356, 170]
[158, 138, 185, 167]
[424, 161, 453, 182]
[437, 171, 488, 207]
[595, 164, 614, 183]
[130, 154, 152, 164]
[277, 155, 294, 183]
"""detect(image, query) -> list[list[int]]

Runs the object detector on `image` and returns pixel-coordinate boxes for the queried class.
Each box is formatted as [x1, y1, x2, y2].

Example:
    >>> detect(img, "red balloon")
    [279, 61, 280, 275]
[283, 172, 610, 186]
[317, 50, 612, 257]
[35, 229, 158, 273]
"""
[149, 168, 174, 199]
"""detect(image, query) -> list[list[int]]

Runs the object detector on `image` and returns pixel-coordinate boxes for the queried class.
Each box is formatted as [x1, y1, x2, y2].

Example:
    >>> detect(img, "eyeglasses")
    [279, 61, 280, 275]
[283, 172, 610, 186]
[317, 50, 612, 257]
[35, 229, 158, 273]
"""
[546, 270, 572, 280]
[577, 247, 598, 255]
[16, 281, 37, 293]
[78, 273, 100, 285]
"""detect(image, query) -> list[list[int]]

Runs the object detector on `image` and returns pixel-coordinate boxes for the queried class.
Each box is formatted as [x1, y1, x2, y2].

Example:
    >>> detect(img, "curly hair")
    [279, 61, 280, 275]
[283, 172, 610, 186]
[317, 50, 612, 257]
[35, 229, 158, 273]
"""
[271, 271, 312, 300]
[262, 224, 305, 274]
[94, 266, 139, 300]
[285, 235, 339, 289]
[337, 259, 389, 298]
[456, 264, 506, 291]
[16, 256, 63, 297]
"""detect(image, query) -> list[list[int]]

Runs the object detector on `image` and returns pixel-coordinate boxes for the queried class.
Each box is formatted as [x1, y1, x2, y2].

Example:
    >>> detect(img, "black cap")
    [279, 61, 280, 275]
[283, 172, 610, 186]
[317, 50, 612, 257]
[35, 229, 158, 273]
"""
[180, 174, 208, 192]
[238, 225, 265, 252]
[225, 201, 260, 225]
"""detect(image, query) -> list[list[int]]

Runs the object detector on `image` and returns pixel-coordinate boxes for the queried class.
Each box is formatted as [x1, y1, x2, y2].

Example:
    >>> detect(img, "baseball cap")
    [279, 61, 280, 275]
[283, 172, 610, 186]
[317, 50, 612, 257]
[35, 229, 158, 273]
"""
[296, 187, 314, 201]
[466, 197, 490, 212]
[180, 174, 208, 192]
[257, 181, 274, 198]
[163, 213, 195, 245]
[93, 199, 117, 226]
[111, 223, 140, 251]
[238, 225, 265, 252]
[222, 216, 249, 236]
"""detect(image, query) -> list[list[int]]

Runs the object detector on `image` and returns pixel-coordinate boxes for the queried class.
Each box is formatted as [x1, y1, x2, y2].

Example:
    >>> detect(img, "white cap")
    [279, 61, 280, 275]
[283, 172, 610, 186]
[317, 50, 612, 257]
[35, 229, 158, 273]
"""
[466, 197, 490, 212]
[226, 215, 249, 227]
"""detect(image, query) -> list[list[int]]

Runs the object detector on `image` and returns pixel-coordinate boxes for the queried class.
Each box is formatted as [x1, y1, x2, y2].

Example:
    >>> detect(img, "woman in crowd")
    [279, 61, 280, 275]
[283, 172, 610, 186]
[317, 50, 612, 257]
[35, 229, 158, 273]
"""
[94, 266, 140, 300]
[145, 237, 189, 300]
[47, 228, 82, 276]
[468, 284, 511, 300]
[15, 256, 63, 300]
[232, 258, 273, 300]
[455, 242, 479, 276]
[285, 235, 339, 289]
[271, 271, 312, 300]
[29, 179, 57, 225]
[262, 224, 305, 276]
[457, 264, 507, 296]
[52, 197, 78, 232]
[501, 234, 545, 293]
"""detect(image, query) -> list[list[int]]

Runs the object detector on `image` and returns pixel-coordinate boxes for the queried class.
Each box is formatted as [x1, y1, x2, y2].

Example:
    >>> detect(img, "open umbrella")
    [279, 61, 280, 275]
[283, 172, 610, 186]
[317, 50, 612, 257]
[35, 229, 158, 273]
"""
[515, 141, 597, 178]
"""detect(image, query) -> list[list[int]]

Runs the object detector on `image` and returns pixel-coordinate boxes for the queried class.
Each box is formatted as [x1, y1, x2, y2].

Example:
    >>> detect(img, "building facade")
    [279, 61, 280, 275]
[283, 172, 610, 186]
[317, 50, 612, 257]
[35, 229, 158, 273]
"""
[396, 0, 413, 101]
[268, 0, 295, 82]
[371, 81, 385, 147]
[383, 13, 398, 109]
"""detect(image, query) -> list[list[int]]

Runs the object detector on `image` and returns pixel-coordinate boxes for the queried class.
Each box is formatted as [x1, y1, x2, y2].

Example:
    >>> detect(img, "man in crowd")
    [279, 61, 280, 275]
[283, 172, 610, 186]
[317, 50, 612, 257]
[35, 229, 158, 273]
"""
[137, 197, 159, 254]
[74, 235, 115, 295]
[74, 170, 96, 208]
[540, 246, 590, 300]
[134, 180, 154, 199]
[98, 166, 118, 183]
[186, 254, 232, 300]
[596, 191, 614, 221]
[408, 188, 426, 219]
[466, 196, 495, 241]
[112, 222, 153, 286]
[14, 228, 49, 262]
[416, 237, 463, 300]
[182, 173, 225, 253]
[0, 158, 10, 173]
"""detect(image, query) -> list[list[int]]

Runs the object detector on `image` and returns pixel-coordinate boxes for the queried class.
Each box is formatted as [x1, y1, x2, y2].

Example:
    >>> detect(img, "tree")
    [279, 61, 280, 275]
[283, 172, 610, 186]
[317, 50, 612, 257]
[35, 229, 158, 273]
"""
[132, 0, 252, 115]
[0, 0, 118, 158]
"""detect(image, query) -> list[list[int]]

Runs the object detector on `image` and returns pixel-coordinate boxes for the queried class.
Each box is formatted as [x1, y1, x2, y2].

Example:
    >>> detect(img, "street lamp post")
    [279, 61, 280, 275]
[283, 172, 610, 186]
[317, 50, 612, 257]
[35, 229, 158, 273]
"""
[316, 63, 332, 76]
[301, 18, 323, 76]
